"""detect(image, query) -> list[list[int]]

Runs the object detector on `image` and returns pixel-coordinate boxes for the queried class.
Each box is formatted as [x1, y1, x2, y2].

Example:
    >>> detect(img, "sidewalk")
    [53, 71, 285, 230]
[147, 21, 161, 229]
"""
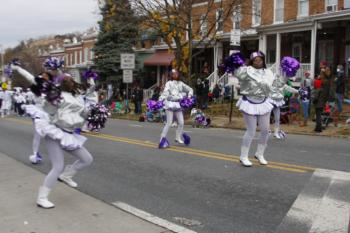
[0, 153, 170, 233]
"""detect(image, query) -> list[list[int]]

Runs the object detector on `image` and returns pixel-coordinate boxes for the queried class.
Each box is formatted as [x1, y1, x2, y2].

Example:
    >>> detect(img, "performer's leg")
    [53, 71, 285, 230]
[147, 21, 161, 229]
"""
[240, 113, 257, 166]
[273, 107, 281, 138]
[255, 112, 271, 165]
[175, 111, 184, 143]
[37, 137, 64, 208]
[160, 110, 174, 139]
[59, 146, 93, 188]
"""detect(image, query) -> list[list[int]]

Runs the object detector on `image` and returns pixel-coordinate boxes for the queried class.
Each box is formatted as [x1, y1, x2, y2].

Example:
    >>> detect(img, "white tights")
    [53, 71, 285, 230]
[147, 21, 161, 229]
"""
[32, 130, 41, 155]
[241, 112, 271, 157]
[43, 137, 93, 189]
[272, 107, 281, 131]
[160, 110, 184, 140]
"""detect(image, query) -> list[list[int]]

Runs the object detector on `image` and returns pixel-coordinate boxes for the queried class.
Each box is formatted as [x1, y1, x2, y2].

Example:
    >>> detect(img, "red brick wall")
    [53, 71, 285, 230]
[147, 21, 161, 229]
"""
[285, 0, 298, 21]
[261, 0, 274, 25]
[310, 0, 325, 15]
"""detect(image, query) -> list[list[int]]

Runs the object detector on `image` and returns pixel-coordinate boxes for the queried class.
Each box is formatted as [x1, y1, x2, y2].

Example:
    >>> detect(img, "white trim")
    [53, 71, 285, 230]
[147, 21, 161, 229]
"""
[192, 1, 208, 8]
[112, 202, 197, 233]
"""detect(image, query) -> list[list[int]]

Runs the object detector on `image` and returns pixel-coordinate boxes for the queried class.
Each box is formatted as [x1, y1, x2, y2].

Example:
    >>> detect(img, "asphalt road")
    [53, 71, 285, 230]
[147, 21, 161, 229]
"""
[0, 116, 349, 233]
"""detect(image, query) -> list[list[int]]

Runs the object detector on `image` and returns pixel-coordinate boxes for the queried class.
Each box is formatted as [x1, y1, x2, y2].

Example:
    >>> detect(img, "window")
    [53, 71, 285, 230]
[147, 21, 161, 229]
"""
[216, 8, 224, 32]
[252, 0, 261, 26]
[274, 0, 284, 23]
[325, 0, 337, 11]
[232, 5, 241, 29]
[200, 15, 208, 37]
[298, 0, 309, 17]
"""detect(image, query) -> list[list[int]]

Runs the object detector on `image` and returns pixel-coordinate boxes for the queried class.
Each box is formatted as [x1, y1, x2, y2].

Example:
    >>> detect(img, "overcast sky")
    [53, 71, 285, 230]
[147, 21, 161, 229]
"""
[0, 0, 100, 50]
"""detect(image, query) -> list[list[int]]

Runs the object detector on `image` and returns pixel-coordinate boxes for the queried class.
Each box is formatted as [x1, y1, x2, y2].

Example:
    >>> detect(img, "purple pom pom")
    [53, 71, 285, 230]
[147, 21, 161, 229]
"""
[281, 56, 300, 78]
[223, 52, 245, 73]
[43, 57, 64, 70]
[158, 137, 170, 149]
[180, 96, 195, 109]
[87, 104, 110, 132]
[82, 69, 99, 80]
[182, 133, 191, 145]
[147, 100, 164, 112]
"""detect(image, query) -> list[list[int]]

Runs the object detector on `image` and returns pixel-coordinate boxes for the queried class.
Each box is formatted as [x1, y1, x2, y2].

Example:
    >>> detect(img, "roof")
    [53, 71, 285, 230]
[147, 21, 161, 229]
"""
[144, 50, 174, 66]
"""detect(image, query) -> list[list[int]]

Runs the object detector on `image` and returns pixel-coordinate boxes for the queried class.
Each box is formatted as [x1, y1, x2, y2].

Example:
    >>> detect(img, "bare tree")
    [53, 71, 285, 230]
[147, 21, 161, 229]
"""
[132, 0, 249, 80]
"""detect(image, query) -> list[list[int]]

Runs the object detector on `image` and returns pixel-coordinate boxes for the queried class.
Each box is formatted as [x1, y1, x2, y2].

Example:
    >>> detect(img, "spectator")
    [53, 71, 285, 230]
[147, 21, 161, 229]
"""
[195, 78, 203, 108]
[333, 64, 345, 126]
[299, 80, 311, 127]
[313, 61, 333, 133]
[202, 80, 209, 109]
[132, 86, 143, 114]
[289, 93, 300, 124]
[213, 84, 221, 104]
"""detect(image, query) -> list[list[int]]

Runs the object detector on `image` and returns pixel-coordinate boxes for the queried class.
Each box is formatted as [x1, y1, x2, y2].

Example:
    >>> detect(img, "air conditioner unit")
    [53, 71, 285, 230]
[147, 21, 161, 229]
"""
[326, 4, 337, 12]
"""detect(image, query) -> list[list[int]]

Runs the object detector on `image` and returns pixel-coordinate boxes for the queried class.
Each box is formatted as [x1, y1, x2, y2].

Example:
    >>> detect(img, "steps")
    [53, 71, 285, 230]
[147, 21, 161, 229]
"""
[275, 169, 350, 233]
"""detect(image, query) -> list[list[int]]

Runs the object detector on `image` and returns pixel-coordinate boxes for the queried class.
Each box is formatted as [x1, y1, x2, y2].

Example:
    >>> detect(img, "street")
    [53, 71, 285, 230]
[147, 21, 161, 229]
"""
[0, 117, 349, 233]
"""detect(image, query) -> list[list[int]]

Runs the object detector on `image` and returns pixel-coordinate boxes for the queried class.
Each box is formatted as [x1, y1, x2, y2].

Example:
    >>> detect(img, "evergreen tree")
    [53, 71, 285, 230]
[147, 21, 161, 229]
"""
[94, 0, 138, 83]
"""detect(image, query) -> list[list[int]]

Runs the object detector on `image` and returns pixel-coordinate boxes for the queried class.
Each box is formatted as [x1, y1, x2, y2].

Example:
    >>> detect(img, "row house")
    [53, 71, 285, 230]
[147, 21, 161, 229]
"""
[38, 29, 98, 83]
[191, 0, 350, 83]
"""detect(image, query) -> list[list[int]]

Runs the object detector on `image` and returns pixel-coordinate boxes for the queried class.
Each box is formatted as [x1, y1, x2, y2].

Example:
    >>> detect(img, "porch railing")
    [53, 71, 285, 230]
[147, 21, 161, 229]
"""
[143, 83, 158, 102]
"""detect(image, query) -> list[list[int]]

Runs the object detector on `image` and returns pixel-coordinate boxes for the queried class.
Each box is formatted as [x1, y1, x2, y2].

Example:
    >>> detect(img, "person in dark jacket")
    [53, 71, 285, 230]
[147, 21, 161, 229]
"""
[333, 64, 345, 125]
[314, 62, 333, 132]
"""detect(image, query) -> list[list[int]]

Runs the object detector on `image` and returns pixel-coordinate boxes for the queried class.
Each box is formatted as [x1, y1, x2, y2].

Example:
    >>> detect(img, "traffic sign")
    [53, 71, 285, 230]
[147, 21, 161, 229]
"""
[230, 29, 241, 46]
[121, 53, 135, 69]
[123, 70, 133, 83]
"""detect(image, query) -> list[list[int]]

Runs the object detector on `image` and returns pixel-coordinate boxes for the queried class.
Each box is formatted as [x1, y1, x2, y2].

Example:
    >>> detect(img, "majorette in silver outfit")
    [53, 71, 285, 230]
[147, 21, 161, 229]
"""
[269, 74, 298, 139]
[234, 51, 275, 167]
[158, 69, 193, 148]
[12, 63, 97, 209]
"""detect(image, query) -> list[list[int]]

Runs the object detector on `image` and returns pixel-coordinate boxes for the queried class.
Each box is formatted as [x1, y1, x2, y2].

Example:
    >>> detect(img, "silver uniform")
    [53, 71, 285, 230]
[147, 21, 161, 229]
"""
[44, 90, 96, 133]
[160, 80, 193, 101]
[159, 80, 193, 110]
[270, 75, 298, 102]
[234, 66, 275, 99]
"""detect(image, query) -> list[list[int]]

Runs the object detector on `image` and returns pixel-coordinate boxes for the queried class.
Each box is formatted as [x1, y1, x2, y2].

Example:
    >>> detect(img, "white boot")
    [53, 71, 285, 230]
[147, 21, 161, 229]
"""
[240, 146, 252, 167]
[274, 128, 281, 139]
[58, 165, 78, 188]
[37, 186, 55, 209]
[255, 144, 268, 165]
[175, 132, 184, 144]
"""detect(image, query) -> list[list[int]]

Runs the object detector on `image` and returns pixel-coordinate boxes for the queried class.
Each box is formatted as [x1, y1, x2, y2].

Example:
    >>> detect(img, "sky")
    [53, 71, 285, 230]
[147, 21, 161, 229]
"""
[0, 0, 100, 50]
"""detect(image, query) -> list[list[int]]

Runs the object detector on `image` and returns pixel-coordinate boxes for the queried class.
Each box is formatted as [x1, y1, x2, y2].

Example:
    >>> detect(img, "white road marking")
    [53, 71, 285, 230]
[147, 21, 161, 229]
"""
[112, 202, 197, 233]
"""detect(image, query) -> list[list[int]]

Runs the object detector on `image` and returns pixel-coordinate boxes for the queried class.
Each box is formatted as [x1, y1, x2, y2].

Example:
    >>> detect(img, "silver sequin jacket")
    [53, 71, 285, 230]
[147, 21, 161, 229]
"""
[159, 80, 193, 101]
[234, 66, 275, 99]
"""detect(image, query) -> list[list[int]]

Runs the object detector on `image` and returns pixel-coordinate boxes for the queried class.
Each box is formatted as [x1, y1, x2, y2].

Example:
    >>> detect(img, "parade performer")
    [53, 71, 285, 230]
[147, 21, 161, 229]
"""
[158, 69, 193, 148]
[226, 51, 275, 167]
[269, 61, 299, 139]
[11, 59, 98, 209]
[0, 85, 12, 118]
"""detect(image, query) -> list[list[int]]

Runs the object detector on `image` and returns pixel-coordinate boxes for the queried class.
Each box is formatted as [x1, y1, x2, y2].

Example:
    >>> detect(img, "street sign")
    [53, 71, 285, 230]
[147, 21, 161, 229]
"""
[123, 70, 133, 83]
[230, 29, 241, 46]
[121, 53, 135, 70]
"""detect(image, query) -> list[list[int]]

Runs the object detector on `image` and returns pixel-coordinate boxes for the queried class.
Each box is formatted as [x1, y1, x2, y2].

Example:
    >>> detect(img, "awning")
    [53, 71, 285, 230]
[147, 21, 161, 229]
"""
[144, 51, 174, 66]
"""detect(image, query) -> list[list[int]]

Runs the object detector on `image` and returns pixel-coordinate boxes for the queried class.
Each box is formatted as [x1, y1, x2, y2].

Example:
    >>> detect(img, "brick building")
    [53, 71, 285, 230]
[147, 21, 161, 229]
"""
[189, 0, 350, 81]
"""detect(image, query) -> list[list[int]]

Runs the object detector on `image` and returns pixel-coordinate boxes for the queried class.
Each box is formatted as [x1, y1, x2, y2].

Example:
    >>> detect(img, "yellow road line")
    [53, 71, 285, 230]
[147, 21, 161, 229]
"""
[3, 117, 315, 173]
[85, 132, 313, 173]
